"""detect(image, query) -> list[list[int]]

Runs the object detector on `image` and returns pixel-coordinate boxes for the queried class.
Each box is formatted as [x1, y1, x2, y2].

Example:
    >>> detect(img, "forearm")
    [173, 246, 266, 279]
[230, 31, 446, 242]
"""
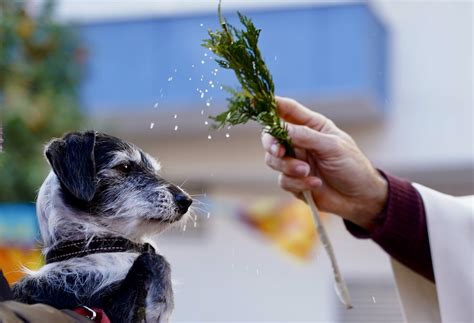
[344, 171, 435, 282]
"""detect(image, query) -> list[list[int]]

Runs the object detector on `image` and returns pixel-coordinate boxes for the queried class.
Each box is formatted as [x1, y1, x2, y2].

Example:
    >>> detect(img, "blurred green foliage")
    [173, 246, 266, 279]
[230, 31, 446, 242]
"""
[0, 0, 84, 202]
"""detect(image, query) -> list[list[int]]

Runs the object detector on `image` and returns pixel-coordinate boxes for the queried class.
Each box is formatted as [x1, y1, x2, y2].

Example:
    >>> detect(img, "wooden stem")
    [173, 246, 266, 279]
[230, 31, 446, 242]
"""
[302, 190, 353, 309]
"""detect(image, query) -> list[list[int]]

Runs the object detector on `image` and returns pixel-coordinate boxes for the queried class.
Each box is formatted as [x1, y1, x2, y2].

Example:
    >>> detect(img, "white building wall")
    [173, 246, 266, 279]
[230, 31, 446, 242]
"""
[360, 1, 473, 171]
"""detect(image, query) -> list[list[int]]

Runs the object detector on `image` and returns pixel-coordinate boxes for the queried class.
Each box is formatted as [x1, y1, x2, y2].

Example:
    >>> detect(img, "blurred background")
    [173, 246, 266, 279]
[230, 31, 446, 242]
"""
[0, 0, 472, 322]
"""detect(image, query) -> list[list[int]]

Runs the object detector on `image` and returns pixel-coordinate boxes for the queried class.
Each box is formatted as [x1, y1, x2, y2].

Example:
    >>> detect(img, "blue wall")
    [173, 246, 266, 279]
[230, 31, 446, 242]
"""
[78, 4, 388, 113]
[0, 204, 38, 246]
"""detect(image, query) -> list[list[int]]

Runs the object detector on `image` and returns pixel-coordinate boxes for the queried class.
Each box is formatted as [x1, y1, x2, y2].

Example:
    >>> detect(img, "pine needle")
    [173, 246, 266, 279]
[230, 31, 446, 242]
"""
[202, 1, 294, 156]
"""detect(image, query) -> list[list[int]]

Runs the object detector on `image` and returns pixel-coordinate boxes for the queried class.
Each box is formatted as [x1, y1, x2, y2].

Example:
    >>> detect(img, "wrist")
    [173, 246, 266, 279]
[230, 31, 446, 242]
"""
[350, 170, 389, 231]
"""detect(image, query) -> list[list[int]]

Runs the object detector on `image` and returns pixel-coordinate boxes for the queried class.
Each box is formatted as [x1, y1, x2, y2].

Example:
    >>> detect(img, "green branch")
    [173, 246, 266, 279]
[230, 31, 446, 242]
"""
[202, 1, 294, 156]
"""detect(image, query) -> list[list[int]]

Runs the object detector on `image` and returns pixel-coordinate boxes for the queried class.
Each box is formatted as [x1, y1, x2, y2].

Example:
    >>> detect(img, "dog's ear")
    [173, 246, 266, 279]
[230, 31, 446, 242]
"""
[45, 131, 97, 202]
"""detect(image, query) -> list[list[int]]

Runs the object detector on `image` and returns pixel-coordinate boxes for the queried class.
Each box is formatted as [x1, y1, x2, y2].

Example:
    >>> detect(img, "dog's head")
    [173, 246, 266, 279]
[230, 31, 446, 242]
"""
[39, 131, 192, 244]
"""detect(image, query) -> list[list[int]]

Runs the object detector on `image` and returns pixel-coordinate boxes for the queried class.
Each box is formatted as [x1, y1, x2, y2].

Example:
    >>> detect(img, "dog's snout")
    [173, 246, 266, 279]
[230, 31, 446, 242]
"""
[174, 193, 192, 214]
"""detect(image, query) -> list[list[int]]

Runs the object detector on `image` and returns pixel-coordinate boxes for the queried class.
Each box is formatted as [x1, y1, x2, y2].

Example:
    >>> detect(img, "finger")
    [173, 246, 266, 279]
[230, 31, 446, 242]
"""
[261, 132, 285, 157]
[276, 96, 330, 131]
[265, 153, 311, 177]
[279, 174, 322, 193]
[287, 124, 338, 155]
[293, 147, 307, 161]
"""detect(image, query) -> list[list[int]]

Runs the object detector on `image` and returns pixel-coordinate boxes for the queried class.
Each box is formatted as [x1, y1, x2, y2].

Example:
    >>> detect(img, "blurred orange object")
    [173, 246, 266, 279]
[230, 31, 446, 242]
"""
[0, 246, 43, 284]
[0, 204, 43, 284]
[240, 197, 325, 260]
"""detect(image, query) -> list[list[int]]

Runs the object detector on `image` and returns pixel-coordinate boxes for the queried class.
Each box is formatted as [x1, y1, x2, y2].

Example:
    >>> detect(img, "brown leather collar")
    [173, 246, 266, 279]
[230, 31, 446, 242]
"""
[45, 237, 154, 264]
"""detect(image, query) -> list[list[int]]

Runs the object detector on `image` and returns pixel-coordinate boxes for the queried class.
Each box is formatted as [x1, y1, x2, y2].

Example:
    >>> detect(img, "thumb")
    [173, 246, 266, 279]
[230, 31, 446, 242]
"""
[276, 96, 330, 131]
[287, 124, 338, 157]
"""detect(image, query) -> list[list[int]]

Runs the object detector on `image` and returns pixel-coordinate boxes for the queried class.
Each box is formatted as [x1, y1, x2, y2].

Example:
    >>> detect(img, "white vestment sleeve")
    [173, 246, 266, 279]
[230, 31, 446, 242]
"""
[391, 183, 473, 323]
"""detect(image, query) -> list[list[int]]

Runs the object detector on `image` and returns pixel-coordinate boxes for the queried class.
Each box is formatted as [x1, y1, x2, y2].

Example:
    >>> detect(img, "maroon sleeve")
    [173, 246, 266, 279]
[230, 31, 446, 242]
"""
[344, 171, 435, 282]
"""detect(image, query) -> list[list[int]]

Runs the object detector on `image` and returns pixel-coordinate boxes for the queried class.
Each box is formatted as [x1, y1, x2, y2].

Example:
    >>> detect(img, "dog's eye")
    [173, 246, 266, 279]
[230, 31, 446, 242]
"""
[113, 163, 131, 173]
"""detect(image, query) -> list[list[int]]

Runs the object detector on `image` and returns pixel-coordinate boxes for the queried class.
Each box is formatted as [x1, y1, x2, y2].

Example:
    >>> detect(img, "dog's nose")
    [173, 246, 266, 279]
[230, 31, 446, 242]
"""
[175, 193, 192, 214]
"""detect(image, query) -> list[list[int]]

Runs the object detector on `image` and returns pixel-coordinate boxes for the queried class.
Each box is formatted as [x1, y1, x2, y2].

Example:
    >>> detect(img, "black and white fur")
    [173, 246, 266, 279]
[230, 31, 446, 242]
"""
[13, 131, 192, 322]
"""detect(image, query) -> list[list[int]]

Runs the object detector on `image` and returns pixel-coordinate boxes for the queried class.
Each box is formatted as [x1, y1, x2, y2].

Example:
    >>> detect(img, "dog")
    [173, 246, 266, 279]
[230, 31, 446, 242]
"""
[12, 131, 192, 322]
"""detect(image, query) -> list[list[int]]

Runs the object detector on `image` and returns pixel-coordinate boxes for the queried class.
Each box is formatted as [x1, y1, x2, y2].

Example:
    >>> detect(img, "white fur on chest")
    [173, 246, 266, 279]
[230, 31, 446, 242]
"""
[25, 252, 139, 297]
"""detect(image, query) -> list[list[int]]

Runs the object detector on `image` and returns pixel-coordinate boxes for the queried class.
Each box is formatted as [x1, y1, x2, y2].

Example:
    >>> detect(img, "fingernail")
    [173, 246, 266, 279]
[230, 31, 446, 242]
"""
[270, 143, 279, 156]
[295, 164, 310, 176]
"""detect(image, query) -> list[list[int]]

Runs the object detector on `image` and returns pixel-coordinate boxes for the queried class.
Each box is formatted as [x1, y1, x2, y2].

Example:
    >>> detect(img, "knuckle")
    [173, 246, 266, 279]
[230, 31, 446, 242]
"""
[261, 133, 273, 149]
[278, 174, 286, 187]
[265, 154, 282, 171]
[264, 152, 272, 165]
[278, 174, 292, 192]
[325, 118, 336, 128]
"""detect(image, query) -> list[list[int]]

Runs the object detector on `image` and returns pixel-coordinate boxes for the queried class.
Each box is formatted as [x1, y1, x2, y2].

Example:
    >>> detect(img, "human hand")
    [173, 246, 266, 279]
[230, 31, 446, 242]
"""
[262, 97, 388, 231]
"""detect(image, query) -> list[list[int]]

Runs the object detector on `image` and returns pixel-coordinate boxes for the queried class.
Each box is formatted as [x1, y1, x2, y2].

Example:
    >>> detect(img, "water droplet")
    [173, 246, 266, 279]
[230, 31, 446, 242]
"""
[200, 23, 204, 27]
[207, 212, 211, 218]
[200, 92, 204, 99]
[150, 122, 155, 129]
[174, 125, 179, 131]
[219, 86, 223, 90]
[372, 296, 376, 303]
[209, 81, 213, 85]
[174, 68, 177, 73]
[208, 47, 212, 51]
[201, 110, 204, 115]
[188, 77, 192, 81]
[174, 114, 178, 119]
[227, 125, 232, 130]
[205, 89, 208, 93]
[193, 222, 197, 228]
[206, 102, 210, 107]
[207, 135, 212, 140]
[204, 121, 209, 125]
[183, 224, 187, 231]
[204, 53, 208, 57]
[214, 68, 218, 73]
[191, 64, 195, 68]
[211, 84, 214, 88]
[225, 133, 230, 138]
[168, 76, 173, 81]
[274, 55, 278, 61]
[154, 102, 159, 108]
[201, 60, 205, 64]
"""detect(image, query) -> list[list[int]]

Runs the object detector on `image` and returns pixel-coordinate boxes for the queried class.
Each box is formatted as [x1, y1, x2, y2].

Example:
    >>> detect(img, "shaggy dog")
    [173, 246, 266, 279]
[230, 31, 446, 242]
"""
[13, 131, 192, 322]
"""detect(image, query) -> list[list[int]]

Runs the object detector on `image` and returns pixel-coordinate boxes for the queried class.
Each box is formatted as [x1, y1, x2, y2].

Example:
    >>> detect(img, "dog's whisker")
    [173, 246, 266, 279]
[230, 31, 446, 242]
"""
[188, 199, 210, 208]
